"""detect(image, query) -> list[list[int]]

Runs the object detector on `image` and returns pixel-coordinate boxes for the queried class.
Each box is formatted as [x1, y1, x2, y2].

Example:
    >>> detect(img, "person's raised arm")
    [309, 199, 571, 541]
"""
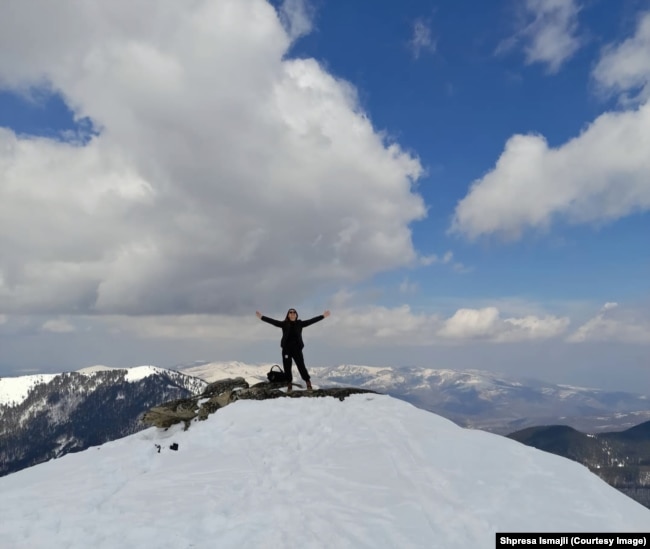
[256, 311, 283, 327]
[302, 310, 330, 327]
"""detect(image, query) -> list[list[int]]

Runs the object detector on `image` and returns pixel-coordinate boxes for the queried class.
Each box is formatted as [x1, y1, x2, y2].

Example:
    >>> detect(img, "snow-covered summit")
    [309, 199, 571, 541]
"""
[0, 373, 58, 407]
[76, 364, 171, 382]
[1, 394, 648, 548]
[76, 365, 115, 374]
[123, 365, 171, 382]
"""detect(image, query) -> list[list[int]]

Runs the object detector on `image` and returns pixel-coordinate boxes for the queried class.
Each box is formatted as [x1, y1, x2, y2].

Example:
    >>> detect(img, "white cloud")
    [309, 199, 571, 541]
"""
[302, 305, 439, 346]
[437, 307, 569, 342]
[398, 277, 418, 295]
[593, 11, 650, 106]
[419, 250, 453, 266]
[499, 0, 582, 73]
[567, 302, 650, 344]
[0, 0, 426, 316]
[278, 0, 314, 41]
[341, 304, 570, 344]
[418, 251, 471, 273]
[450, 103, 650, 239]
[409, 19, 437, 60]
[454, 14, 650, 240]
[75, 302, 572, 348]
[109, 304, 569, 346]
[303, 304, 438, 346]
[42, 317, 76, 333]
[409, 19, 438, 59]
[437, 307, 501, 340]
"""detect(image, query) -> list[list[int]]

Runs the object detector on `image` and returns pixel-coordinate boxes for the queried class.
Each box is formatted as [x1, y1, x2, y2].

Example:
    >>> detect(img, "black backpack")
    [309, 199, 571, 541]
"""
[267, 365, 287, 383]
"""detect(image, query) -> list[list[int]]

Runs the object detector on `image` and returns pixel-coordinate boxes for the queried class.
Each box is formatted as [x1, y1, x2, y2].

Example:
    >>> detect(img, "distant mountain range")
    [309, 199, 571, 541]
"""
[179, 361, 650, 434]
[0, 366, 206, 477]
[2, 360, 649, 480]
[508, 421, 650, 509]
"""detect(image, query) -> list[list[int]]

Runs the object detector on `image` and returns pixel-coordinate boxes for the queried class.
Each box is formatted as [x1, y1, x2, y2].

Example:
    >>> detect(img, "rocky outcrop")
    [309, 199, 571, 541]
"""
[141, 378, 378, 430]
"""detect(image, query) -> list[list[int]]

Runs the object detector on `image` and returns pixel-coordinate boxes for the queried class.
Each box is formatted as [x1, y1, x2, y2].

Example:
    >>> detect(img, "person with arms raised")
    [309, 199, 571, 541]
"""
[256, 308, 330, 392]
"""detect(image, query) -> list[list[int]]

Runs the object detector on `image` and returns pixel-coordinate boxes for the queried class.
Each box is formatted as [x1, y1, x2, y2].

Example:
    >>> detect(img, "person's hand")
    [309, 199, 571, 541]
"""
[256, 311, 262, 319]
[323, 310, 331, 318]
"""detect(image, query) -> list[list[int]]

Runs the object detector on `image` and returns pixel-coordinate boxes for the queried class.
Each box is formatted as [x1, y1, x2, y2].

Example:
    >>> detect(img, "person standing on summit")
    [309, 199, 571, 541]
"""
[256, 308, 330, 392]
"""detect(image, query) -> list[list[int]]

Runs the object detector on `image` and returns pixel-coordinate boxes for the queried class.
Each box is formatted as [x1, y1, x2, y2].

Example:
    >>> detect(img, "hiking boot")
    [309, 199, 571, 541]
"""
[287, 383, 293, 393]
[306, 380, 313, 391]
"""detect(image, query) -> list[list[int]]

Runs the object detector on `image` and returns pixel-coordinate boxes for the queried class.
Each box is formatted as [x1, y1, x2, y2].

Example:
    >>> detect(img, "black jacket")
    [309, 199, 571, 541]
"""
[261, 315, 324, 350]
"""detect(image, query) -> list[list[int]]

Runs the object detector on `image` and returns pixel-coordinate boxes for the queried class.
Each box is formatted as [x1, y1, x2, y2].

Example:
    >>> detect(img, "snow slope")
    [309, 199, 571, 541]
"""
[0, 373, 58, 407]
[0, 395, 648, 548]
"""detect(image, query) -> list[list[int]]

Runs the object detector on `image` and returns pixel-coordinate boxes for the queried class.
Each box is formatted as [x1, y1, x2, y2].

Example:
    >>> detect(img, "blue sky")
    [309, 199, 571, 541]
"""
[278, 0, 649, 300]
[0, 0, 648, 392]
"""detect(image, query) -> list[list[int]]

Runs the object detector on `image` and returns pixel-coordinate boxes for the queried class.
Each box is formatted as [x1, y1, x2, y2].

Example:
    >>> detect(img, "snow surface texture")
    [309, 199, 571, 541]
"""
[1, 395, 648, 549]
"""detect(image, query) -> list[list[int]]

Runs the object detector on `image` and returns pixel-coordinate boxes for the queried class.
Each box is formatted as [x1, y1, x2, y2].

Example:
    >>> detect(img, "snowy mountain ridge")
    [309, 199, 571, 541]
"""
[0, 367, 207, 476]
[0, 365, 183, 407]
[0, 394, 648, 549]
[178, 360, 617, 395]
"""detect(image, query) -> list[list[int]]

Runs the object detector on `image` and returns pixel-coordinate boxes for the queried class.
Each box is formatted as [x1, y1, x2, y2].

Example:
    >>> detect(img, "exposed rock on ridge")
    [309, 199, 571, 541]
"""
[141, 378, 378, 429]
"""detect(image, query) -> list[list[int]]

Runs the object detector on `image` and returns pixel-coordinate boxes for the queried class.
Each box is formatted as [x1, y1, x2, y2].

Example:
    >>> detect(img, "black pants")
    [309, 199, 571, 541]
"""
[282, 348, 310, 383]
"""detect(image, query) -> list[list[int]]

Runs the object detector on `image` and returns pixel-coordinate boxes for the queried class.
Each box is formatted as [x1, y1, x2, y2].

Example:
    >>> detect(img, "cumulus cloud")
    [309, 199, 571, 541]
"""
[107, 304, 570, 346]
[498, 0, 582, 73]
[437, 307, 569, 342]
[567, 302, 650, 344]
[0, 0, 426, 316]
[453, 11, 650, 241]
[450, 106, 650, 239]
[593, 11, 650, 106]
